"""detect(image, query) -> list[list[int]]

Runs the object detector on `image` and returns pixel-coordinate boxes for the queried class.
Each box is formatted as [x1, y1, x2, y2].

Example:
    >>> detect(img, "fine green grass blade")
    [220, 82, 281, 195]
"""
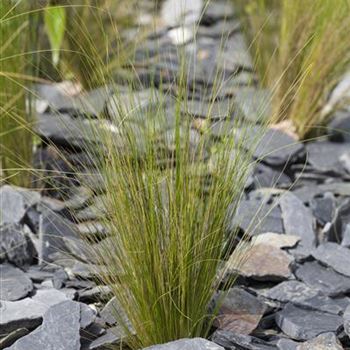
[0, 0, 36, 187]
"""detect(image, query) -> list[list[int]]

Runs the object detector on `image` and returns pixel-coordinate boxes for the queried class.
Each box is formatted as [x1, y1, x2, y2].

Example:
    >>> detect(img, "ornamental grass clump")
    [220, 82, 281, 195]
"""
[0, 0, 36, 187]
[78, 67, 267, 348]
[235, 0, 350, 138]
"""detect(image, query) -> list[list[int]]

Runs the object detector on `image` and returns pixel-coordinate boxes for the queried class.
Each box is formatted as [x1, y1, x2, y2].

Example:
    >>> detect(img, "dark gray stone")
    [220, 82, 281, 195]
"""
[211, 330, 276, 350]
[202, 0, 235, 22]
[78, 285, 112, 303]
[306, 141, 350, 174]
[275, 303, 343, 340]
[107, 89, 161, 123]
[214, 287, 266, 335]
[87, 326, 126, 349]
[276, 338, 298, 350]
[36, 84, 112, 117]
[0, 289, 70, 333]
[280, 192, 315, 251]
[182, 99, 234, 120]
[26, 266, 56, 283]
[0, 224, 37, 267]
[311, 242, 350, 277]
[340, 151, 350, 173]
[80, 303, 96, 329]
[5, 300, 80, 350]
[325, 199, 350, 243]
[52, 269, 69, 289]
[145, 338, 225, 350]
[262, 281, 319, 304]
[0, 264, 33, 301]
[36, 112, 118, 149]
[39, 210, 81, 262]
[253, 163, 291, 189]
[343, 304, 350, 337]
[0, 186, 40, 225]
[310, 192, 336, 225]
[295, 261, 350, 296]
[101, 297, 125, 326]
[263, 280, 344, 314]
[230, 191, 284, 235]
[342, 223, 350, 247]
[320, 182, 350, 197]
[252, 129, 304, 166]
[297, 332, 343, 349]
[197, 19, 240, 38]
[328, 109, 350, 142]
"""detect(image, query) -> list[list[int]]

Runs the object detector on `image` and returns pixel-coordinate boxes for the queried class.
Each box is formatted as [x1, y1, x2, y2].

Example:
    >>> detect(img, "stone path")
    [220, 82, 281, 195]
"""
[2, 0, 350, 349]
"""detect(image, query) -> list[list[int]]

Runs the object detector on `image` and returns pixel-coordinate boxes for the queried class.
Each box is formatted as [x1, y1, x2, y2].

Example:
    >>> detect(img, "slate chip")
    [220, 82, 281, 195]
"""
[311, 242, 350, 278]
[252, 129, 304, 166]
[275, 303, 343, 340]
[145, 338, 225, 350]
[328, 109, 350, 143]
[214, 287, 266, 335]
[230, 192, 284, 235]
[295, 261, 350, 297]
[280, 192, 315, 258]
[0, 289, 70, 333]
[306, 141, 350, 174]
[0, 185, 40, 226]
[310, 192, 336, 225]
[5, 300, 81, 350]
[0, 224, 37, 267]
[0, 264, 33, 301]
[211, 330, 276, 350]
[297, 332, 343, 349]
[87, 326, 126, 350]
[343, 304, 350, 338]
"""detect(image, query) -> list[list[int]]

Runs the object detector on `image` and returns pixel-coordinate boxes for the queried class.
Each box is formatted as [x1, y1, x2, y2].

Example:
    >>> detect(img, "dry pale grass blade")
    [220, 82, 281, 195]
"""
[235, 0, 350, 138]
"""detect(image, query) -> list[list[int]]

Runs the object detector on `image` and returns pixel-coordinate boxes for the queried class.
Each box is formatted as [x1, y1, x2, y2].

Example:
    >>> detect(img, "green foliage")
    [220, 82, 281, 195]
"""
[234, 0, 280, 87]
[40, 0, 137, 90]
[0, 0, 35, 187]
[80, 74, 264, 348]
[44, 5, 66, 66]
[235, 0, 350, 138]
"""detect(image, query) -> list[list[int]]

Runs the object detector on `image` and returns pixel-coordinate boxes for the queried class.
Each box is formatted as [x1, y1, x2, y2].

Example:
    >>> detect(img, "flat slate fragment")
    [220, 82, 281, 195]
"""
[295, 261, 350, 296]
[211, 330, 276, 350]
[0, 185, 40, 225]
[0, 289, 70, 333]
[297, 332, 343, 350]
[5, 300, 80, 350]
[343, 304, 350, 337]
[280, 192, 315, 249]
[252, 128, 304, 165]
[311, 242, 350, 277]
[230, 193, 284, 235]
[214, 287, 266, 335]
[88, 326, 126, 350]
[0, 264, 33, 301]
[144, 338, 224, 350]
[262, 281, 319, 304]
[275, 303, 343, 341]
[0, 224, 37, 267]
[232, 243, 292, 281]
